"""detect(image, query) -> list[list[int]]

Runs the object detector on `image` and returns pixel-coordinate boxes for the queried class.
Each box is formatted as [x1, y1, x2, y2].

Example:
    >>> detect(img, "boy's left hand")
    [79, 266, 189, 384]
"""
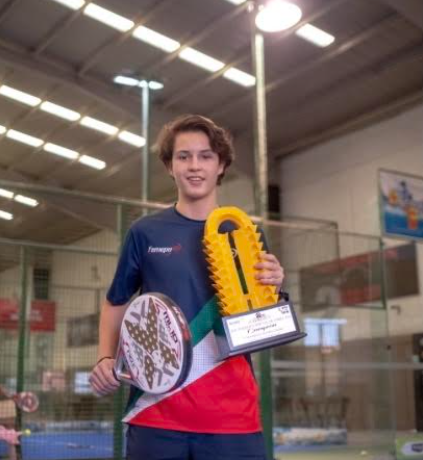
[254, 253, 284, 291]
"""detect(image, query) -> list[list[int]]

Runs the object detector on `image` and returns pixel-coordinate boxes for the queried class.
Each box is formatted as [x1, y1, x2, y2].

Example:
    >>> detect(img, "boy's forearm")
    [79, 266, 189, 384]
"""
[97, 300, 128, 360]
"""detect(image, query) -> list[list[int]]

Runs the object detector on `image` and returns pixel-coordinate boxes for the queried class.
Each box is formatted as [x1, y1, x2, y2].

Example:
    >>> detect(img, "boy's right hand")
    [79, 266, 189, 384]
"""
[89, 357, 121, 396]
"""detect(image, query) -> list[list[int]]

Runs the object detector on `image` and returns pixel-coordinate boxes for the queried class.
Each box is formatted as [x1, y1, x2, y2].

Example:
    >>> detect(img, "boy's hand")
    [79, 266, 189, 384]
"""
[254, 253, 284, 291]
[89, 358, 121, 397]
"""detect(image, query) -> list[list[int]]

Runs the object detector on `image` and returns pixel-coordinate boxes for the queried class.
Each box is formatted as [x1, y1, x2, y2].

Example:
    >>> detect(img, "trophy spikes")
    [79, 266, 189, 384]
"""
[204, 207, 278, 316]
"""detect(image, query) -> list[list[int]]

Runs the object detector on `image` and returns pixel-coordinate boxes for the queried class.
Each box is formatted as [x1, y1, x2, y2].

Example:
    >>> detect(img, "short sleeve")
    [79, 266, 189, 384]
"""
[107, 227, 143, 305]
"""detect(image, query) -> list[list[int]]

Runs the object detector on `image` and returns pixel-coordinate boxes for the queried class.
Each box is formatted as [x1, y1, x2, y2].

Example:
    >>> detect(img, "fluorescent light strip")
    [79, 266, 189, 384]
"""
[6, 129, 44, 147]
[0, 188, 38, 207]
[132, 26, 180, 53]
[48, 0, 254, 87]
[0, 210, 13, 221]
[0, 85, 143, 151]
[83, 3, 134, 32]
[118, 131, 145, 147]
[179, 47, 225, 72]
[40, 101, 81, 121]
[295, 23, 335, 47]
[14, 195, 39, 207]
[0, 188, 14, 199]
[51, 0, 85, 9]
[0, 85, 41, 107]
[44, 143, 79, 160]
[223, 68, 256, 87]
[78, 155, 106, 170]
[80, 116, 119, 135]
[1, 124, 106, 170]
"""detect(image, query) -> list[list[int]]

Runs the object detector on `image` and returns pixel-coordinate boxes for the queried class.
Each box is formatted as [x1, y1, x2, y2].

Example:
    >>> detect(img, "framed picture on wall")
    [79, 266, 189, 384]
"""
[379, 169, 423, 240]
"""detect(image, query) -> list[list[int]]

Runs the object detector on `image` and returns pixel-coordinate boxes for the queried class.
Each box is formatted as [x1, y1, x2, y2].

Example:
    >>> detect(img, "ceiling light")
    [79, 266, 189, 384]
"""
[14, 195, 39, 207]
[78, 155, 106, 170]
[40, 101, 81, 121]
[225, 0, 247, 4]
[83, 3, 134, 32]
[50, 0, 85, 10]
[255, 1, 302, 33]
[223, 68, 256, 87]
[0, 125, 6, 135]
[179, 47, 225, 72]
[0, 85, 41, 107]
[147, 81, 164, 90]
[6, 129, 44, 148]
[0, 189, 14, 199]
[44, 143, 79, 160]
[118, 131, 146, 148]
[295, 23, 335, 47]
[80, 116, 119, 135]
[0, 210, 13, 221]
[113, 75, 139, 87]
[132, 26, 180, 53]
[114, 76, 164, 90]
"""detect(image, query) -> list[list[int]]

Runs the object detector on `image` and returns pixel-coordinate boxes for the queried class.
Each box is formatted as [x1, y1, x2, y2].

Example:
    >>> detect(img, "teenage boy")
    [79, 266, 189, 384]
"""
[90, 114, 284, 460]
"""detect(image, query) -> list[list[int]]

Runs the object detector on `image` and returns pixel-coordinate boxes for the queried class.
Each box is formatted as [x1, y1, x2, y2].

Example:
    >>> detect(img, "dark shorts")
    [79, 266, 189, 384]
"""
[126, 425, 267, 460]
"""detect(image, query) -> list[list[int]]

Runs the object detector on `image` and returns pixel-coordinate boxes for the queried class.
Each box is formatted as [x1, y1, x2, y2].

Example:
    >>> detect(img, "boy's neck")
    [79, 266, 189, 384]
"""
[176, 195, 218, 221]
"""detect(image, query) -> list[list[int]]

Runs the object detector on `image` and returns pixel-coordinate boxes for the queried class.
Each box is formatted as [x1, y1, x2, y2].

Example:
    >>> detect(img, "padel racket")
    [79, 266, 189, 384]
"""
[1, 390, 39, 413]
[114, 293, 192, 395]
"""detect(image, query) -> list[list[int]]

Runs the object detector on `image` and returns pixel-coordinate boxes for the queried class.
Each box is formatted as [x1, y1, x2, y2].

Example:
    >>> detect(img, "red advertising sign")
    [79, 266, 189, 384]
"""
[300, 243, 419, 311]
[0, 298, 56, 331]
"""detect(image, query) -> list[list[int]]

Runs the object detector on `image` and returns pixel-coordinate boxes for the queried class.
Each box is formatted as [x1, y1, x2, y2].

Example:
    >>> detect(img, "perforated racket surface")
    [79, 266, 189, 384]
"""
[114, 293, 192, 395]
[14, 392, 39, 413]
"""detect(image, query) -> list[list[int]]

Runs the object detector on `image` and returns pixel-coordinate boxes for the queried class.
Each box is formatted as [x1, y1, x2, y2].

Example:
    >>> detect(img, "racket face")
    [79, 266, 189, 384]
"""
[120, 293, 192, 394]
[16, 392, 39, 413]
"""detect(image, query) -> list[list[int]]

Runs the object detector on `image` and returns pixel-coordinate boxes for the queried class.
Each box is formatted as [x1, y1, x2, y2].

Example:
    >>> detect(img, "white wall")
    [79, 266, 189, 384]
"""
[279, 104, 423, 338]
[280, 104, 423, 234]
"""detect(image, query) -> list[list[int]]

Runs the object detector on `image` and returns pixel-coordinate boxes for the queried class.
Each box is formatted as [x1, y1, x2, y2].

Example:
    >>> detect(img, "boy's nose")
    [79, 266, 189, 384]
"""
[188, 156, 200, 169]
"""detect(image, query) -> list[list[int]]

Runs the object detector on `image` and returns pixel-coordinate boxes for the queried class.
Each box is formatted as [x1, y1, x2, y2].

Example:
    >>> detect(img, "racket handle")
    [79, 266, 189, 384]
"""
[112, 367, 120, 382]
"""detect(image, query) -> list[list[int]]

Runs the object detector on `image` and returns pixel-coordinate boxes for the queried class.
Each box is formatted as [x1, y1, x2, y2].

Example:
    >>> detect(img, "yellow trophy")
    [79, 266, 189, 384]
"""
[204, 207, 305, 358]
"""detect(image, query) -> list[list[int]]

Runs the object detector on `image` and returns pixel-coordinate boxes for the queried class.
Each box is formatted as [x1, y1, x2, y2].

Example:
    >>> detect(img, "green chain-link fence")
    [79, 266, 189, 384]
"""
[0, 180, 419, 460]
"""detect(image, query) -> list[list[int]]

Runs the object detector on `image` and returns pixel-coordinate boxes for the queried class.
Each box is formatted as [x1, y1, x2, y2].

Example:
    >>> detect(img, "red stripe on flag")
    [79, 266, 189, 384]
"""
[129, 356, 262, 433]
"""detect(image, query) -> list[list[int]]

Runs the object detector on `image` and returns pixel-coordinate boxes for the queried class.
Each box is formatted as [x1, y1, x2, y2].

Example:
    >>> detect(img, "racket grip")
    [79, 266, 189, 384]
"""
[112, 367, 120, 383]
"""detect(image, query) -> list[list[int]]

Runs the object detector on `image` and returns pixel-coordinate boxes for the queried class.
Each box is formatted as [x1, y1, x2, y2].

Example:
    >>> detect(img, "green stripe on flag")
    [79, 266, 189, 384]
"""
[125, 296, 222, 416]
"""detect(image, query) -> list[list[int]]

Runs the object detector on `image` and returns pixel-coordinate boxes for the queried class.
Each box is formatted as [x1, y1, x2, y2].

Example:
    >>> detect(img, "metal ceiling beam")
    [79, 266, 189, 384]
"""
[0, 37, 140, 119]
[274, 90, 423, 159]
[264, 42, 423, 135]
[0, 168, 117, 231]
[0, 0, 23, 27]
[378, 0, 423, 31]
[210, 14, 400, 118]
[139, 1, 250, 78]
[77, 0, 169, 76]
[162, 0, 349, 110]
[32, 2, 93, 56]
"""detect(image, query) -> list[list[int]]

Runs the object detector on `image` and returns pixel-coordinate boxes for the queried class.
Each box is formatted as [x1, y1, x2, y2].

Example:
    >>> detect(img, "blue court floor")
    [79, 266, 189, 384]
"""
[0, 431, 113, 459]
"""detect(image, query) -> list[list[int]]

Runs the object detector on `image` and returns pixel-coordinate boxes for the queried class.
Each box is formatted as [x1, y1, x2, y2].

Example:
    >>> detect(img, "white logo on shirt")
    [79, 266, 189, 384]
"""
[147, 244, 182, 255]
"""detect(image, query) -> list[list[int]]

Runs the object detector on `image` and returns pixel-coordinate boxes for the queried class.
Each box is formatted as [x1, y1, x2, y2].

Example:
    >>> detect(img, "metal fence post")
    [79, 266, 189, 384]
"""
[113, 204, 126, 460]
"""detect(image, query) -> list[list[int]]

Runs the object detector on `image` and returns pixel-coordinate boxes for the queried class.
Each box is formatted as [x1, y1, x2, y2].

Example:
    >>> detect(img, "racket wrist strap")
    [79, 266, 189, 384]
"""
[96, 356, 113, 366]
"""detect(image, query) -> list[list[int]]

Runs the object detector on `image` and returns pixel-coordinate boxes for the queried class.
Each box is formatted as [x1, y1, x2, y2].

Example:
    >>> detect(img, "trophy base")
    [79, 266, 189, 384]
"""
[216, 301, 306, 360]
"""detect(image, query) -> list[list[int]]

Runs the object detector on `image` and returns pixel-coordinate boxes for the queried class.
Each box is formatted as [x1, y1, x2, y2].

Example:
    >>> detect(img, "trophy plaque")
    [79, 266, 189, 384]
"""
[204, 207, 306, 359]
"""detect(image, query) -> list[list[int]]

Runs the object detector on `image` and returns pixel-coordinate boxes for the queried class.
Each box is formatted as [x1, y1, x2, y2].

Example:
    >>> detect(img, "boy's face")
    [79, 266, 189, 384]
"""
[169, 131, 224, 202]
